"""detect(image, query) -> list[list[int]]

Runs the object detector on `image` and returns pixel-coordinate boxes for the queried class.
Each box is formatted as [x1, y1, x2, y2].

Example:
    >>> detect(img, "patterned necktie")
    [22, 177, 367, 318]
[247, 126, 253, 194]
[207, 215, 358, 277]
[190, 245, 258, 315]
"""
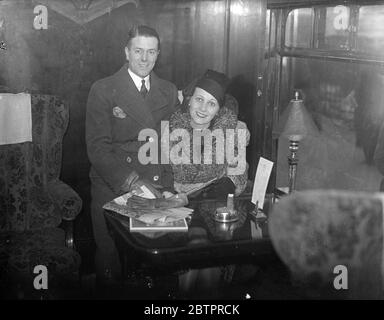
[140, 79, 148, 98]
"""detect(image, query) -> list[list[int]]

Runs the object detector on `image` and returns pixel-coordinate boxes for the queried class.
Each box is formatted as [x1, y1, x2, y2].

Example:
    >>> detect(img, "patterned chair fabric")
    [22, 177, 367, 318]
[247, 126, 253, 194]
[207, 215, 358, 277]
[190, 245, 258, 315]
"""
[269, 190, 384, 299]
[0, 94, 82, 299]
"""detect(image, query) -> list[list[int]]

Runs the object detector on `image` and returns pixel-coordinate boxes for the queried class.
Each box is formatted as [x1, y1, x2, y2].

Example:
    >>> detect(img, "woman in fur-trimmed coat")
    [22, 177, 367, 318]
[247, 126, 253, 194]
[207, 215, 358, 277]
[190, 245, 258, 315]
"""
[169, 70, 250, 197]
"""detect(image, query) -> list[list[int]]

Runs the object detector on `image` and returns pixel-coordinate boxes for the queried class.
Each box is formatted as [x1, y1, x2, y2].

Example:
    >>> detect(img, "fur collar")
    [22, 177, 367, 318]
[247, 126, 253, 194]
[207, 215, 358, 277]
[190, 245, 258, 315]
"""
[169, 107, 238, 184]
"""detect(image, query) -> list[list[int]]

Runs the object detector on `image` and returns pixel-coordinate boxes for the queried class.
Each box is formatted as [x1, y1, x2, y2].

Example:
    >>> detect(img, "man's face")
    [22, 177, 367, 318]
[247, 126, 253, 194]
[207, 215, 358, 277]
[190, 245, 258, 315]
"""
[125, 36, 159, 78]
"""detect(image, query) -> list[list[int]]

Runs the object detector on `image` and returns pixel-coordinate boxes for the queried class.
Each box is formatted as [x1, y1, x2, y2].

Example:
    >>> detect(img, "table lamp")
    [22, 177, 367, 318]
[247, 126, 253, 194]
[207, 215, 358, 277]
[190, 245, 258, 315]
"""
[275, 92, 320, 193]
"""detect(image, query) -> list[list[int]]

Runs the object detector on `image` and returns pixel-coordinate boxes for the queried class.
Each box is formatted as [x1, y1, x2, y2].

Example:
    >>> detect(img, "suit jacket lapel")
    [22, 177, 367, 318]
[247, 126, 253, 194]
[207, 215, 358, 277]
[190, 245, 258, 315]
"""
[146, 72, 169, 111]
[112, 64, 156, 128]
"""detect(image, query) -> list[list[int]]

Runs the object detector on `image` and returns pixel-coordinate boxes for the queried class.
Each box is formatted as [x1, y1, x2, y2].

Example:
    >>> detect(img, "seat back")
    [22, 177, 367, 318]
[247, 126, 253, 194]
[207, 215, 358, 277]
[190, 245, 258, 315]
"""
[0, 94, 68, 232]
[269, 190, 384, 299]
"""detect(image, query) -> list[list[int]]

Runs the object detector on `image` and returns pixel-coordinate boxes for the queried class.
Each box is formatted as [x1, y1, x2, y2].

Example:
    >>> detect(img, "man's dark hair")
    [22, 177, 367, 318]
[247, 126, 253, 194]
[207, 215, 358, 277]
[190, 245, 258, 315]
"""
[126, 25, 160, 50]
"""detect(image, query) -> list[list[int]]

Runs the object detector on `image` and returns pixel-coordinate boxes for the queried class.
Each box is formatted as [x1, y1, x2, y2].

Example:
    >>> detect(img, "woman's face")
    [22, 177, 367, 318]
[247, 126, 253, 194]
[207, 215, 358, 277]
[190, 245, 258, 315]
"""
[189, 87, 220, 128]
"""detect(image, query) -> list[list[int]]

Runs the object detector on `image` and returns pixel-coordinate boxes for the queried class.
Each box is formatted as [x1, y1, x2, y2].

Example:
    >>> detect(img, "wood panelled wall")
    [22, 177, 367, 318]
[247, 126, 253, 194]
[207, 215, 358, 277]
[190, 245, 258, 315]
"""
[0, 0, 266, 238]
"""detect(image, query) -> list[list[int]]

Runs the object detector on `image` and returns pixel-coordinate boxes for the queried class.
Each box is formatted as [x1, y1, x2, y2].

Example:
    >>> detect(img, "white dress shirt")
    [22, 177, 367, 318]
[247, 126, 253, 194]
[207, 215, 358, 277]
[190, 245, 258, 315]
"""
[128, 68, 150, 92]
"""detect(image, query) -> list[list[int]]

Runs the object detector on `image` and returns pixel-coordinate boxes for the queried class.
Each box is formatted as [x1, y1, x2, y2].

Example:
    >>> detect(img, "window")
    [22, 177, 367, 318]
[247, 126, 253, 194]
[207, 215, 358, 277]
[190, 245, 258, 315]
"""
[275, 3, 384, 193]
[276, 57, 384, 192]
[283, 3, 384, 57]
[315, 5, 351, 50]
[357, 5, 384, 56]
[285, 8, 314, 48]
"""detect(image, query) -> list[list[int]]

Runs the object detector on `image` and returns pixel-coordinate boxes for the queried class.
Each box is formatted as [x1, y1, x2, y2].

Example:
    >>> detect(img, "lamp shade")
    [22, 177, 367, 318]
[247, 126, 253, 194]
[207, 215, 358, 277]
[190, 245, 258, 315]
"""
[275, 97, 319, 141]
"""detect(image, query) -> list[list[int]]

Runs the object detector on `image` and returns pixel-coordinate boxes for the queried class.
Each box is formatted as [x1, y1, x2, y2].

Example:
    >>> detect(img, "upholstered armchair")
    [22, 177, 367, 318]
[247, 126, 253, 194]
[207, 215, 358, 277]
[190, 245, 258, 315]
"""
[0, 94, 82, 299]
[269, 190, 384, 299]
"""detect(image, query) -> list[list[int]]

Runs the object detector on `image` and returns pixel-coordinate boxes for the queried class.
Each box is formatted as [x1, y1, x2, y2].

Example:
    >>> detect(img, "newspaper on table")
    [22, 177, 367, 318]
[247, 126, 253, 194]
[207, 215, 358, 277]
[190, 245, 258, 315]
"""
[103, 186, 193, 224]
[252, 157, 274, 209]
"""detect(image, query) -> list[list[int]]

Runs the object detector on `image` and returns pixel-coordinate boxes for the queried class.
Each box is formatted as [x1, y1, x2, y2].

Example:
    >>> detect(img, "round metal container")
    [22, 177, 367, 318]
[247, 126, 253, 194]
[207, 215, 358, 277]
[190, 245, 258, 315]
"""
[214, 206, 239, 223]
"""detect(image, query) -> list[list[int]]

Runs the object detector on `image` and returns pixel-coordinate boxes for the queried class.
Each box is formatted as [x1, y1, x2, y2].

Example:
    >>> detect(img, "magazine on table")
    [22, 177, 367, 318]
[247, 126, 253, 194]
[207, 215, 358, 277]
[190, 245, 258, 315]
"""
[102, 185, 193, 226]
[129, 216, 188, 233]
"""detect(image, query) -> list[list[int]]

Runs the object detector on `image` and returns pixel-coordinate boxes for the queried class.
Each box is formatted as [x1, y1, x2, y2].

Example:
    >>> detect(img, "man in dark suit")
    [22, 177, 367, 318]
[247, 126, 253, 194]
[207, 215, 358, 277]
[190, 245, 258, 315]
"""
[86, 25, 178, 288]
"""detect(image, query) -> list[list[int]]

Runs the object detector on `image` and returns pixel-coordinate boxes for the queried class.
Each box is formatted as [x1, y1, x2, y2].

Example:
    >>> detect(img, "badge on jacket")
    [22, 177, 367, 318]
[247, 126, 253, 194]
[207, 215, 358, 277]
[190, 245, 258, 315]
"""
[112, 106, 127, 119]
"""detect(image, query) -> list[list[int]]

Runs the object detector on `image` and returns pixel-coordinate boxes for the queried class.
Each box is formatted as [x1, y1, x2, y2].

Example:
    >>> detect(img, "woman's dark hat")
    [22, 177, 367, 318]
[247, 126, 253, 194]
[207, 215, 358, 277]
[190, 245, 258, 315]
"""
[195, 69, 229, 106]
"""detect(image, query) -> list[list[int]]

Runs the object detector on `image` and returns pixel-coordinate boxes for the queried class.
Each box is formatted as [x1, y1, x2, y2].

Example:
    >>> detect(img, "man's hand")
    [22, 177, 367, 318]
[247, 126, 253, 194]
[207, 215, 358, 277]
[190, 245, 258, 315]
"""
[121, 171, 163, 198]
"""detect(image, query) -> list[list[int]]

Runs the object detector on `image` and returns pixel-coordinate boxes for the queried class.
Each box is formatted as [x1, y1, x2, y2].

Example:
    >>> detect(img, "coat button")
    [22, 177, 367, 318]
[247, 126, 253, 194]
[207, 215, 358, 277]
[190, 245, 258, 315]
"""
[153, 175, 159, 181]
[126, 156, 132, 163]
[149, 137, 154, 142]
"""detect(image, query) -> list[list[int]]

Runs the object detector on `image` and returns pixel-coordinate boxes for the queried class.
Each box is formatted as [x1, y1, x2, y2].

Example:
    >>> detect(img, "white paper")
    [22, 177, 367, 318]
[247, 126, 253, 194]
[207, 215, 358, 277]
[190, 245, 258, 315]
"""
[111, 185, 155, 206]
[251, 157, 274, 208]
[0, 93, 32, 145]
[139, 185, 157, 199]
[113, 192, 133, 206]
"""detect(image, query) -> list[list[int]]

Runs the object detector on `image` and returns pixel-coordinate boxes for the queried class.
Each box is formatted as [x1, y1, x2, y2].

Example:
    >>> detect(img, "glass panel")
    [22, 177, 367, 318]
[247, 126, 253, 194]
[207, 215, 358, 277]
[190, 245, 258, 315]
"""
[277, 57, 384, 192]
[285, 8, 313, 48]
[357, 5, 384, 56]
[265, 9, 276, 52]
[315, 5, 350, 50]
